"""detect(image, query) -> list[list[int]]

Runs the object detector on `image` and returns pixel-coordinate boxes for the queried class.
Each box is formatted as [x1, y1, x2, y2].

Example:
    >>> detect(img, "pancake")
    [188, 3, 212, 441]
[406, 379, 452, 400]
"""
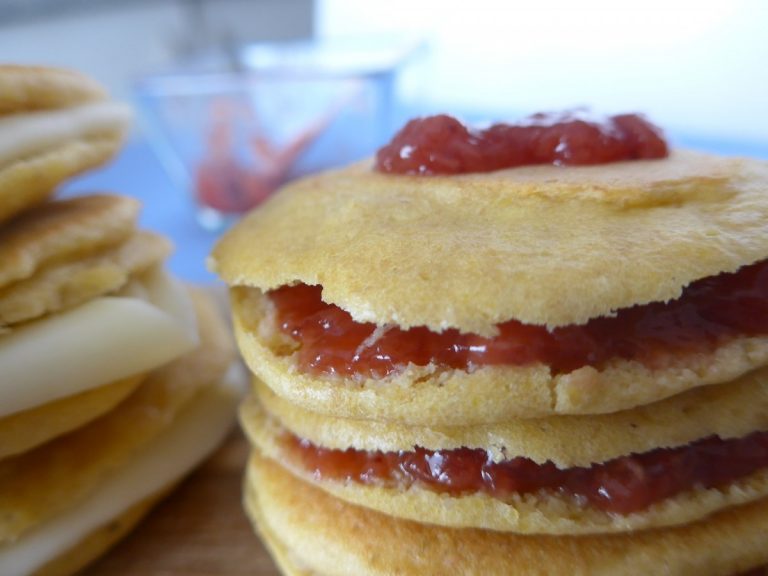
[246, 366, 768, 467]
[0, 266, 197, 419]
[0, 99, 131, 223]
[0, 289, 233, 543]
[0, 135, 127, 225]
[32, 489, 166, 576]
[246, 453, 768, 575]
[0, 368, 240, 576]
[0, 231, 171, 328]
[0, 65, 130, 224]
[0, 194, 140, 290]
[0, 66, 106, 115]
[211, 151, 768, 336]
[234, 288, 768, 422]
[247, 401, 768, 534]
[0, 374, 143, 461]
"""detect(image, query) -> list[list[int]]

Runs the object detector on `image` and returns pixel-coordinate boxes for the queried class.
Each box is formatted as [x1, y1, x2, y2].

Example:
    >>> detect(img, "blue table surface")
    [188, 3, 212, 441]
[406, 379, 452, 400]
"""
[63, 134, 768, 284]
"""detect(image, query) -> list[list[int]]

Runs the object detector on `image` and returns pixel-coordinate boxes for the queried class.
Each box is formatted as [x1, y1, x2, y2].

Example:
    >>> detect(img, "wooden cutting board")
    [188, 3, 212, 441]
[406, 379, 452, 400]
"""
[83, 431, 280, 576]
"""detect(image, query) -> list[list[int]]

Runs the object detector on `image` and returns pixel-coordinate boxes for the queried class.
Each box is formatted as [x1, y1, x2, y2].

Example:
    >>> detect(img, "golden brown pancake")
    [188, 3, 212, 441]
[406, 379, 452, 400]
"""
[0, 66, 106, 115]
[246, 453, 768, 575]
[246, 367, 768, 468]
[0, 231, 171, 328]
[0, 289, 234, 543]
[212, 151, 768, 335]
[31, 488, 167, 576]
[234, 288, 768, 422]
[0, 66, 130, 223]
[215, 137, 768, 569]
[0, 194, 140, 289]
[246, 399, 768, 535]
[0, 374, 143, 461]
[0, 137, 126, 225]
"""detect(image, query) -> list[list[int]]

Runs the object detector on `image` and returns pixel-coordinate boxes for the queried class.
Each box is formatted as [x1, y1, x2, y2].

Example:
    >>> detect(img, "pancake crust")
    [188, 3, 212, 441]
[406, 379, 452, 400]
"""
[234, 288, 768, 421]
[0, 374, 143, 461]
[246, 485, 314, 576]
[248, 407, 768, 535]
[247, 453, 768, 575]
[0, 135, 126, 224]
[31, 488, 166, 576]
[0, 231, 171, 328]
[247, 366, 768, 467]
[0, 289, 234, 543]
[0, 194, 139, 289]
[0, 66, 106, 115]
[211, 151, 768, 335]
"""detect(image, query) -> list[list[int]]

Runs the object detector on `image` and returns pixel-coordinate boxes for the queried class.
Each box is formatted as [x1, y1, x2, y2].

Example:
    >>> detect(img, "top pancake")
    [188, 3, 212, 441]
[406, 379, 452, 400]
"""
[0, 65, 106, 114]
[212, 151, 768, 334]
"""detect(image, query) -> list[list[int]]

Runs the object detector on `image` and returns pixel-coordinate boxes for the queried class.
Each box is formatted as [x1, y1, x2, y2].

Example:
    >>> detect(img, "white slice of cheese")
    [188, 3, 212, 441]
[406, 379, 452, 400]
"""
[0, 367, 242, 576]
[0, 101, 132, 169]
[0, 268, 197, 418]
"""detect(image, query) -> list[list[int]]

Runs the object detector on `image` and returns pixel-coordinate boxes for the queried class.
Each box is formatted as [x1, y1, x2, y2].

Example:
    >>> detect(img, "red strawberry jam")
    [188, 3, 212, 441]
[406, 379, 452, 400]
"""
[268, 259, 768, 379]
[285, 430, 768, 515]
[375, 111, 668, 175]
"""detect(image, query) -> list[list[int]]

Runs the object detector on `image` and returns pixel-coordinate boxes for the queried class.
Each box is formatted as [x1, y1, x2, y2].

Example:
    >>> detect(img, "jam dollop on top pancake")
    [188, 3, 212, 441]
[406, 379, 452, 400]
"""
[376, 111, 668, 175]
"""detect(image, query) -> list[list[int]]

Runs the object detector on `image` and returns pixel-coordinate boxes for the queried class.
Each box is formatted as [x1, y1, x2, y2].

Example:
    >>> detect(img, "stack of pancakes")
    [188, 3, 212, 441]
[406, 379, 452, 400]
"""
[0, 66, 239, 576]
[212, 149, 768, 575]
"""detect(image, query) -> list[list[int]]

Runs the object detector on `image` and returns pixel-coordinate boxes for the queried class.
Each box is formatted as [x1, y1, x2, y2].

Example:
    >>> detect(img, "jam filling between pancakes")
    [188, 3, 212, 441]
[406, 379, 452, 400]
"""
[268, 259, 768, 379]
[375, 111, 668, 175]
[285, 430, 768, 515]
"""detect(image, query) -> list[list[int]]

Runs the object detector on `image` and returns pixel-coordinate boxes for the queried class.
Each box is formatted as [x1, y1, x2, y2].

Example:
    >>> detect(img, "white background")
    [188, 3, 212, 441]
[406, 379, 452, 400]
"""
[318, 0, 768, 142]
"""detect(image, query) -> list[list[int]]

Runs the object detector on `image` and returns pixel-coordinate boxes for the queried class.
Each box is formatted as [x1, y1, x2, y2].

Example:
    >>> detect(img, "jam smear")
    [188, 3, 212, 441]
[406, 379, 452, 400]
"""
[375, 111, 668, 175]
[269, 259, 768, 378]
[286, 431, 768, 515]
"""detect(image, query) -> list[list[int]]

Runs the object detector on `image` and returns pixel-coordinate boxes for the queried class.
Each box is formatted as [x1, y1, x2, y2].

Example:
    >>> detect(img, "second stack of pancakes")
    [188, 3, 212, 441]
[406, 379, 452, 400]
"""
[0, 65, 239, 575]
[213, 143, 768, 574]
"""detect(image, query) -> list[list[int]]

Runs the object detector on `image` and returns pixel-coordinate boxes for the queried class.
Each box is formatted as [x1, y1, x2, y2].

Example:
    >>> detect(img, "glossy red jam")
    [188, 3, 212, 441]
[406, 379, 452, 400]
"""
[286, 431, 768, 515]
[375, 111, 668, 175]
[269, 259, 768, 379]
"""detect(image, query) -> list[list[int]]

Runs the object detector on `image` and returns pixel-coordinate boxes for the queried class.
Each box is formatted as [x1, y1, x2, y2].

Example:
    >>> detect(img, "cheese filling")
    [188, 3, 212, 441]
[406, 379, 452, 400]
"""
[0, 101, 132, 169]
[0, 267, 197, 418]
[0, 367, 242, 576]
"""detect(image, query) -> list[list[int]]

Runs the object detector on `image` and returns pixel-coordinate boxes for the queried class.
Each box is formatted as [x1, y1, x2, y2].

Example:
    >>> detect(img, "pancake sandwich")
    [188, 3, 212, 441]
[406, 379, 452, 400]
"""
[0, 65, 131, 225]
[0, 65, 240, 576]
[212, 112, 768, 575]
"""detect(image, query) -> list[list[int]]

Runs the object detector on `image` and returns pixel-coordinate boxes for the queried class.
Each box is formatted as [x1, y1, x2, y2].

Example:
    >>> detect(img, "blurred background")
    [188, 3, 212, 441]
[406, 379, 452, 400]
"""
[2, 0, 766, 279]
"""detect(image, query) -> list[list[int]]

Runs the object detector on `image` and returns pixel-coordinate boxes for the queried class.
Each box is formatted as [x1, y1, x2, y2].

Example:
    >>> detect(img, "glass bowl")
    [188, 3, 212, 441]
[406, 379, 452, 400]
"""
[135, 38, 415, 229]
